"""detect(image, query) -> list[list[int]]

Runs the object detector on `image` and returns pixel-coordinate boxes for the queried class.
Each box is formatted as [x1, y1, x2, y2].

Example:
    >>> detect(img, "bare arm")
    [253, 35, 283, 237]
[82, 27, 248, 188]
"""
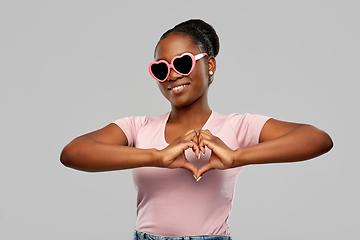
[233, 119, 333, 166]
[60, 124, 199, 175]
[60, 123, 160, 172]
[196, 119, 333, 177]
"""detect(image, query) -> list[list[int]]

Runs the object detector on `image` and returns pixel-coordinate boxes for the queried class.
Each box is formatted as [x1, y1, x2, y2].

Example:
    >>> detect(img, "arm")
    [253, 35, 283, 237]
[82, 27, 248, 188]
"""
[60, 123, 160, 172]
[60, 124, 199, 174]
[233, 119, 333, 166]
[196, 119, 333, 177]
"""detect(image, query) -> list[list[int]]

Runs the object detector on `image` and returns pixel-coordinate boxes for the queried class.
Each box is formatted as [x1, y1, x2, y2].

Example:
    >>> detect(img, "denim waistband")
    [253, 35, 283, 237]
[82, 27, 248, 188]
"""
[133, 230, 232, 240]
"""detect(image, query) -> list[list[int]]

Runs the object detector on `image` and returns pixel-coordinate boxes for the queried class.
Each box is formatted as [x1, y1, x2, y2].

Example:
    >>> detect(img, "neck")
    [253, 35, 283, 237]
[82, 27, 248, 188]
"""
[168, 98, 212, 125]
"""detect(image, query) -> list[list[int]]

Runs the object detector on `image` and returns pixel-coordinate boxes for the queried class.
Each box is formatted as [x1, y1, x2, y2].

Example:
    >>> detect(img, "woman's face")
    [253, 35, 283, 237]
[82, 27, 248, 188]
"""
[154, 33, 210, 108]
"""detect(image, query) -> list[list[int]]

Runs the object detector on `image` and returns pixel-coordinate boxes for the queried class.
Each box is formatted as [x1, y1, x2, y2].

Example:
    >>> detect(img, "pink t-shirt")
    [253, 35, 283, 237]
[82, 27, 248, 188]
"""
[113, 111, 270, 236]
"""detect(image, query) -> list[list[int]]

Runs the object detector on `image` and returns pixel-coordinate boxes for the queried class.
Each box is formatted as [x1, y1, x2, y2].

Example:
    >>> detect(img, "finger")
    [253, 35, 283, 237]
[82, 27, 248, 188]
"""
[178, 129, 195, 143]
[190, 132, 200, 145]
[199, 130, 215, 143]
[197, 162, 214, 178]
[198, 129, 212, 141]
[190, 141, 200, 159]
[199, 129, 212, 136]
[181, 160, 198, 177]
[198, 135, 206, 155]
[199, 132, 216, 154]
[200, 138, 215, 151]
[202, 129, 213, 135]
[168, 141, 197, 161]
[192, 129, 199, 144]
[184, 128, 196, 135]
[182, 130, 201, 158]
[185, 141, 202, 159]
[179, 141, 197, 153]
[198, 131, 209, 154]
[183, 129, 199, 143]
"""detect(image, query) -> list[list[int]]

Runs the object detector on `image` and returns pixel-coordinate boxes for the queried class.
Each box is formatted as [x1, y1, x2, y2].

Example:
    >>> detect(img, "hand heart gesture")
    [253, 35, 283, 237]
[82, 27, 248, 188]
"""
[158, 129, 235, 180]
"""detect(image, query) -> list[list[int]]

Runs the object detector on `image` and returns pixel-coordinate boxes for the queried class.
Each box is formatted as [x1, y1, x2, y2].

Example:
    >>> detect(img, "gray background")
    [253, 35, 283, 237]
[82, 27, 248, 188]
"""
[1, 0, 359, 239]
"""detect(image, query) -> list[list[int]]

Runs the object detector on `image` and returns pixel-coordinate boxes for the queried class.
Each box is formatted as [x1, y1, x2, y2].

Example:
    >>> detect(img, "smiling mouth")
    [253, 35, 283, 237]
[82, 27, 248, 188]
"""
[168, 83, 190, 91]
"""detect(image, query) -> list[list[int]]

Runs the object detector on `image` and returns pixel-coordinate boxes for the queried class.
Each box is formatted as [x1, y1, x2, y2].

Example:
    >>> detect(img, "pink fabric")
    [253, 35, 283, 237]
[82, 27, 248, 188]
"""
[113, 111, 270, 236]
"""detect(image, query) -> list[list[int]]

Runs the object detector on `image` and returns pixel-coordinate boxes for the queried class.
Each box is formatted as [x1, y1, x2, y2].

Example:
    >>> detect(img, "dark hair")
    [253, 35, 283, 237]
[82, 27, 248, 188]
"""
[157, 19, 220, 85]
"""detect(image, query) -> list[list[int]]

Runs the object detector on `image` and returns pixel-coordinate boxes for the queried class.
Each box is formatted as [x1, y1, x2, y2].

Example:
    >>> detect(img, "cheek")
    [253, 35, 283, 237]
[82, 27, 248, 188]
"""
[192, 63, 209, 84]
[157, 82, 168, 96]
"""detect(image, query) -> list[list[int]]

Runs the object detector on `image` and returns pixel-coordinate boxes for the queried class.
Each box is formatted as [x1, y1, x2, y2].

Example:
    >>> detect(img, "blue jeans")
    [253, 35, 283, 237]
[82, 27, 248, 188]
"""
[133, 230, 232, 240]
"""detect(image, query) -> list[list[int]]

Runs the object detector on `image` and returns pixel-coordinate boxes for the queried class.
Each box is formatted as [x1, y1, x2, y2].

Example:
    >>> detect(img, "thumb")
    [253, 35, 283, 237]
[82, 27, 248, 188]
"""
[181, 160, 198, 177]
[196, 162, 214, 179]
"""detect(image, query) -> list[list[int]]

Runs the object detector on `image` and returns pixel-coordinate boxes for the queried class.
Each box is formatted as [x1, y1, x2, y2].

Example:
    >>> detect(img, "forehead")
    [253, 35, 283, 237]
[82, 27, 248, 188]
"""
[155, 33, 200, 61]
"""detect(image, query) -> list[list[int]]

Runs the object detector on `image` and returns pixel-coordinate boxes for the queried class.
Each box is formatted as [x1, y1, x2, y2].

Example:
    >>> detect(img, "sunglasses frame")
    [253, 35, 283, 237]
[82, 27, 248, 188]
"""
[149, 52, 208, 82]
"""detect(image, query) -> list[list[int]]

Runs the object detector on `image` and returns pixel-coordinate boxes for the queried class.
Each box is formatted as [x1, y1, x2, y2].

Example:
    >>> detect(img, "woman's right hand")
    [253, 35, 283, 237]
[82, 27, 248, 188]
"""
[158, 129, 200, 176]
[61, 124, 199, 175]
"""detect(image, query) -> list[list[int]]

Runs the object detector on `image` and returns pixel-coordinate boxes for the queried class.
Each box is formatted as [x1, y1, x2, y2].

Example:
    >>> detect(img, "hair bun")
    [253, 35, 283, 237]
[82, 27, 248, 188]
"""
[157, 19, 220, 85]
[181, 19, 220, 57]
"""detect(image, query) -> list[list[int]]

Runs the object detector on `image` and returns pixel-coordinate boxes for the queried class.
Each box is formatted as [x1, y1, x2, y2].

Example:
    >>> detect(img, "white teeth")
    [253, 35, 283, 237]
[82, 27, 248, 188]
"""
[171, 85, 186, 91]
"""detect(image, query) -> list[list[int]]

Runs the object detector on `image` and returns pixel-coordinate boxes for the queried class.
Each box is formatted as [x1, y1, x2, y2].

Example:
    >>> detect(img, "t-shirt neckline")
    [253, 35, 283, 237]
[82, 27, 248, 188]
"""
[162, 111, 215, 145]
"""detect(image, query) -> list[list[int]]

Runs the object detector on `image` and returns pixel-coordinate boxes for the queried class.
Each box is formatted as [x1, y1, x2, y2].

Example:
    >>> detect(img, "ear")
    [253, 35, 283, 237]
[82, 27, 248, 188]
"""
[207, 56, 216, 76]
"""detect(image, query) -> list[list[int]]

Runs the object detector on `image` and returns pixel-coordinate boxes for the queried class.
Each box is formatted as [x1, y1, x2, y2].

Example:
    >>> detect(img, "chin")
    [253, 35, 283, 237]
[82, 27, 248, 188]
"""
[170, 98, 197, 108]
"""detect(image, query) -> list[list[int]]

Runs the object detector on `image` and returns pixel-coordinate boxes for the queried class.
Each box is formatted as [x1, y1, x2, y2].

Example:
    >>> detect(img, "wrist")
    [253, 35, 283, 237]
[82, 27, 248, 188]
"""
[233, 148, 250, 167]
[150, 148, 163, 167]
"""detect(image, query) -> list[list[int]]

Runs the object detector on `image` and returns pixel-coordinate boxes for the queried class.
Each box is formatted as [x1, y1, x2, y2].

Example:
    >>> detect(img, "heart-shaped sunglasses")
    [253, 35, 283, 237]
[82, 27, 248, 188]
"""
[149, 52, 208, 82]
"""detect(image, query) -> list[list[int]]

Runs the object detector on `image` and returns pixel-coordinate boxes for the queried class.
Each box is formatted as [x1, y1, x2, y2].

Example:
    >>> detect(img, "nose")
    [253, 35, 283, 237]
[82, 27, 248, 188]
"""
[167, 67, 183, 81]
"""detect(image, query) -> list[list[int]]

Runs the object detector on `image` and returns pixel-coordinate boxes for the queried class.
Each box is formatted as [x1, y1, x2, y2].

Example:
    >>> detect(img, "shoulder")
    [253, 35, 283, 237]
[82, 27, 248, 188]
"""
[112, 115, 148, 129]
[111, 113, 169, 147]
[112, 112, 169, 130]
[213, 111, 271, 126]
[208, 112, 271, 147]
[217, 111, 271, 138]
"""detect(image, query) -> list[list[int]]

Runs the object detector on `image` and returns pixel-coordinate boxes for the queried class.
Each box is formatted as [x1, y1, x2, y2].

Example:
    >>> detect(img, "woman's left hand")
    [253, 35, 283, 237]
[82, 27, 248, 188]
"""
[194, 119, 333, 180]
[196, 129, 235, 178]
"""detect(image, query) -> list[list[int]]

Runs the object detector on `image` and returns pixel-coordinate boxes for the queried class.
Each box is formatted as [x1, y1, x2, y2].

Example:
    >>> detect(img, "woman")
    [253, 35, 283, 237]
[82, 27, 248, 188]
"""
[60, 19, 333, 240]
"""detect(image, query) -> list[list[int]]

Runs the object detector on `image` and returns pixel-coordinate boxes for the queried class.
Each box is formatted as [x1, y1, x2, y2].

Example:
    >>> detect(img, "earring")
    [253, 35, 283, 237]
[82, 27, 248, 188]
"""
[209, 71, 213, 76]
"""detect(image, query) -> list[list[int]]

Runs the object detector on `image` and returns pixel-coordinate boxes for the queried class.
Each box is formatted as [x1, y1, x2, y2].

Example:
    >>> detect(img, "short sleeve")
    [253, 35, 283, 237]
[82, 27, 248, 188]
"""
[228, 113, 271, 148]
[112, 116, 148, 147]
